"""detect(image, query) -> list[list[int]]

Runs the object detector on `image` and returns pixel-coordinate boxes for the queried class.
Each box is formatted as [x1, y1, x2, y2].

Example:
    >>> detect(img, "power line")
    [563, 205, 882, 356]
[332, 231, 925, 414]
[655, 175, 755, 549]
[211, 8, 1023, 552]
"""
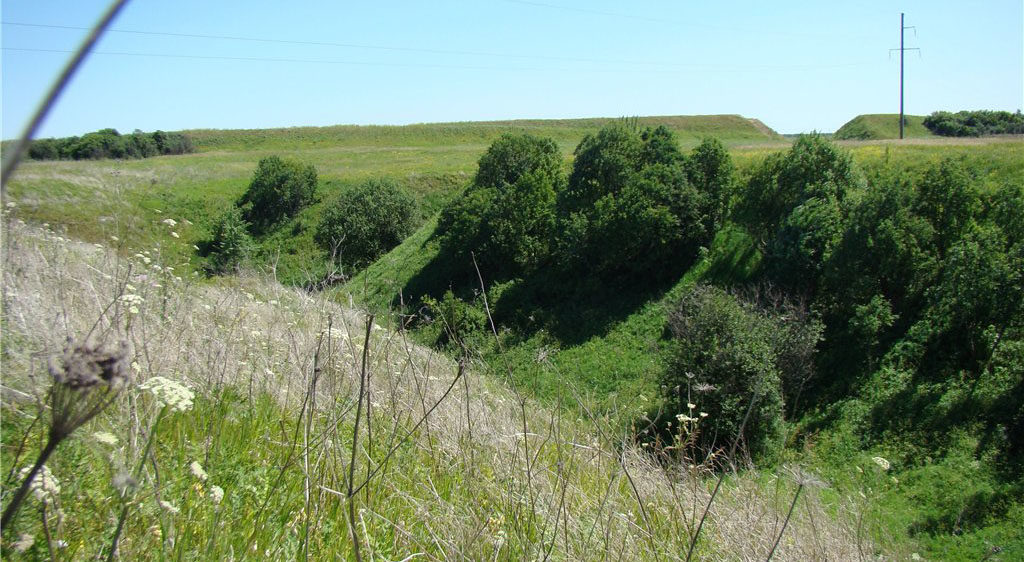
[0, 20, 711, 69]
[3, 20, 874, 70]
[2, 46, 876, 74]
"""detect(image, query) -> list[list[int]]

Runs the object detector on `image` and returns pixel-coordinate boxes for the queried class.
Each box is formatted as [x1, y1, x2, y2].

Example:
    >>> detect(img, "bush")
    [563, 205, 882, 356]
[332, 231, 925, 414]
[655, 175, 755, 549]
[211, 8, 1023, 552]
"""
[314, 178, 416, 270]
[27, 129, 194, 160]
[204, 207, 253, 274]
[238, 156, 318, 233]
[663, 285, 800, 463]
[437, 133, 563, 278]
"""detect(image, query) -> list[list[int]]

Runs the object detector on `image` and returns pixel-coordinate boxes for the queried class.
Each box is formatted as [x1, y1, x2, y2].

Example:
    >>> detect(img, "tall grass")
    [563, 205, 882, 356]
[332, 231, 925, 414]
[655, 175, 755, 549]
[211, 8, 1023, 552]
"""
[1, 217, 873, 560]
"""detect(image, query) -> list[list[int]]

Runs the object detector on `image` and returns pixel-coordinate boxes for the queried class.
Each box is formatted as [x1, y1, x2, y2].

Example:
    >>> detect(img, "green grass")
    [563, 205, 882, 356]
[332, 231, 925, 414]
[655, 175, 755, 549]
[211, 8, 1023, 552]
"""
[833, 113, 935, 140]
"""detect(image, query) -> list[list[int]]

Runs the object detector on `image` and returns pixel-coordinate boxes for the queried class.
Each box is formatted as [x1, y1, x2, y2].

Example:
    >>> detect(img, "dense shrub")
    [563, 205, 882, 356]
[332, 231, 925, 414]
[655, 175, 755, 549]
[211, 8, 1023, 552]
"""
[437, 133, 563, 277]
[663, 285, 790, 462]
[203, 207, 253, 274]
[923, 110, 1024, 136]
[314, 178, 416, 270]
[238, 156, 318, 233]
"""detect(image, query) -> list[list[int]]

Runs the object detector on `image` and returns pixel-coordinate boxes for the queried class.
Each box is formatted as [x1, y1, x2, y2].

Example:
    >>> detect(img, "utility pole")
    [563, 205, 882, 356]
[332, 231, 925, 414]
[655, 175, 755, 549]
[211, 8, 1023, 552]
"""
[891, 13, 919, 139]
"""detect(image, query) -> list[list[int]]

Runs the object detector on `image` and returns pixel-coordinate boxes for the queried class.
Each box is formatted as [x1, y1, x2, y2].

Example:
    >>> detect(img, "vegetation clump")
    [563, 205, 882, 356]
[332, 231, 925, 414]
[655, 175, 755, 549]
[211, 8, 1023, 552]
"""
[438, 133, 563, 278]
[314, 178, 417, 270]
[923, 109, 1024, 136]
[237, 155, 318, 233]
[201, 206, 254, 274]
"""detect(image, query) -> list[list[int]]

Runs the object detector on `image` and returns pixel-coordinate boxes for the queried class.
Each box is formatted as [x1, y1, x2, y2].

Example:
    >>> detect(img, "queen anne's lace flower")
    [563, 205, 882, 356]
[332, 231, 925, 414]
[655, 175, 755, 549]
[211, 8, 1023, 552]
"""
[872, 456, 891, 471]
[159, 500, 180, 514]
[190, 461, 208, 481]
[209, 485, 224, 505]
[140, 376, 194, 413]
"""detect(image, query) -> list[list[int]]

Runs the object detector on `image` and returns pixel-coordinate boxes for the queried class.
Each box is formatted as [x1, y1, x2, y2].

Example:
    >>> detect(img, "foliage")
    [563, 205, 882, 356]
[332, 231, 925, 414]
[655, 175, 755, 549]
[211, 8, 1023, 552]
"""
[314, 178, 417, 270]
[664, 285, 793, 462]
[202, 207, 253, 274]
[421, 290, 490, 349]
[27, 128, 193, 160]
[923, 110, 1024, 137]
[735, 134, 862, 294]
[238, 156, 318, 233]
[556, 126, 730, 283]
[437, 133, 563, 277]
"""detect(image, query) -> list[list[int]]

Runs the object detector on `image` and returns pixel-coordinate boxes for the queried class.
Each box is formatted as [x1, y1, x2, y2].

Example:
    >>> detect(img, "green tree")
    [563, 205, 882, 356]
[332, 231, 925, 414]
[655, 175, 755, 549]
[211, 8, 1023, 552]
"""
[437, 133, 563, 278]
[314, 178, 417, 270]
[238, 156, 318, 233]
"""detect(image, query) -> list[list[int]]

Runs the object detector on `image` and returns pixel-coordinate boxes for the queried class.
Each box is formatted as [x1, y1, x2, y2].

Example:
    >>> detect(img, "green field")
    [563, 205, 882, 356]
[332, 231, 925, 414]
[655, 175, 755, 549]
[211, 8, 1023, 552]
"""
[833, 113, 935, 140]
[4, 115, 1023, 560]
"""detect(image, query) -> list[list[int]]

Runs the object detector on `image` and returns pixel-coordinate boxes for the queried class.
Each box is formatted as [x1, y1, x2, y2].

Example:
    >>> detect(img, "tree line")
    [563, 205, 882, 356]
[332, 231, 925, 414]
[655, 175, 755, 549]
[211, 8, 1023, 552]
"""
[27, 128, 194, 160]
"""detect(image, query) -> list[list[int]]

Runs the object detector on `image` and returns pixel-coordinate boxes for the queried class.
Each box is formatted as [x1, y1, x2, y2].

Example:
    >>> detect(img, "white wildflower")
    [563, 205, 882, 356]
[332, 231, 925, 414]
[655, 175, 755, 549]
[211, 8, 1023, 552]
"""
[92, 432, 119, 445]
[159, 500, 180, 514]
[872, 456, 891, 471]
[170, 231, 180, 238]
[162, 218, 177, 227]
[19, 465, 60, 503]
[209, 485, 224, 505]
[687, 402, 696, 410]
[111, 235, 120, 242]
[189, 461, 208, 482]
[140, 376, 194, 413]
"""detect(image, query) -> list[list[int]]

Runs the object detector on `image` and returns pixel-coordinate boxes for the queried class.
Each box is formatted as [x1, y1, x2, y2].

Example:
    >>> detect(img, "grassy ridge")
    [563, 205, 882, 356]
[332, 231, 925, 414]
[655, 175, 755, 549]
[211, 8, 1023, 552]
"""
[833, 113, 935, 140]
[185, 114, 784, 152]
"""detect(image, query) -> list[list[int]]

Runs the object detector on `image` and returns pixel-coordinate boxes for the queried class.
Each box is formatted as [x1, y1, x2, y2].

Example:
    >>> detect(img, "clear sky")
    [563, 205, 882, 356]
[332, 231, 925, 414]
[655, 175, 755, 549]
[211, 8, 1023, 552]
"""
[2, 0, 1022, 138]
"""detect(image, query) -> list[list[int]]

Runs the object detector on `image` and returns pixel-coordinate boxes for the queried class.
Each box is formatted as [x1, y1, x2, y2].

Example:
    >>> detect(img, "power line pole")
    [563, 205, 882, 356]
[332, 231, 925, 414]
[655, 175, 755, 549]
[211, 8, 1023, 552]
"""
[891, 13, 919, 139]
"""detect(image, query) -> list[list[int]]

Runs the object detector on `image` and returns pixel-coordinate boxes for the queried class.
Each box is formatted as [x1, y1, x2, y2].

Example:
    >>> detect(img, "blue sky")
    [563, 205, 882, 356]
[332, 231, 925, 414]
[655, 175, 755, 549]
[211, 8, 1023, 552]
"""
[2, 0, 1021, 138]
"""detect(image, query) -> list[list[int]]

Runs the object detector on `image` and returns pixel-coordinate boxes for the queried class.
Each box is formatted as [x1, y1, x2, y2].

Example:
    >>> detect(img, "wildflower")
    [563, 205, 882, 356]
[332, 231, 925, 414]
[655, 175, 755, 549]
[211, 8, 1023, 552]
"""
[162, 218, 177, 227]
[193, 244, 200, 251]
[5, 201, 17, 208]
[19, 465, 60, 503]
[209, 485, 224, 505]
[159, 500, 180, 514]
[699, 412, 708, 418]
[687, 402, 696, 410]
[170, 232, 180, 238]
[111, 235, 120, 242]
[190, 461, 208, 481]
[139, 376, 194, 413]
[92, 431, 119, 445]
[111, 472, 137, 494]
[872, 456, 891, 471]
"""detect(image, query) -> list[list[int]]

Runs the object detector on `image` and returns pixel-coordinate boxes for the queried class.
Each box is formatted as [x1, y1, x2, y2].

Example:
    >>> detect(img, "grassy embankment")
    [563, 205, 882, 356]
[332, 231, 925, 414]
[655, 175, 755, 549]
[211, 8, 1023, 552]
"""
[833, 113, 935, 140]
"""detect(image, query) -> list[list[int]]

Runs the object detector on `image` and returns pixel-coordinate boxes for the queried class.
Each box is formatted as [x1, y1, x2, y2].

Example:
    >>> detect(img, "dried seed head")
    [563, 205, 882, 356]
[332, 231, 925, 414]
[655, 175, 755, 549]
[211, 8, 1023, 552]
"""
[50, 340, 129, 390]
[48, 340, 129, 439]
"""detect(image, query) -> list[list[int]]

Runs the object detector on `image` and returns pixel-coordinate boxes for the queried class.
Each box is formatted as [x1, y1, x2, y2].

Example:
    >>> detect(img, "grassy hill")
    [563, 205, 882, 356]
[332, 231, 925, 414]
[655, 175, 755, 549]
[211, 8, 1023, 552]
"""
[185, 114, 784, 152]
[833, 113, 935, 140]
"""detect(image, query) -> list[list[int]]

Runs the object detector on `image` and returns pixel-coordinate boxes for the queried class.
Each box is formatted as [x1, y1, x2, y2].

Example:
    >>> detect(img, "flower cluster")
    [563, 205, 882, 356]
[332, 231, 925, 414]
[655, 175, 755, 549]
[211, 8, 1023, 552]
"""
[119, 293, 144, 315]
[139, 376, 194, 413]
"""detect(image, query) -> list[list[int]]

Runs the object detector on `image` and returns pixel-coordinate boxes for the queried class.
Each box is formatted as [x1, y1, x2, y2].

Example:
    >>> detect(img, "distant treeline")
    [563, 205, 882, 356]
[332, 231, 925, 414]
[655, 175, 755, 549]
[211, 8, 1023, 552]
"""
[27, 128, 194, 160]
[923, 110, 1024, 137]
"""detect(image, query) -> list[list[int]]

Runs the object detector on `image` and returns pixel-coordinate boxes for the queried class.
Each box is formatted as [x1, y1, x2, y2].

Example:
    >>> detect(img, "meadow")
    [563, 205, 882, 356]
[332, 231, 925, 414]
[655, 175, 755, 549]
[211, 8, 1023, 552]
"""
[3, 114, 1022, 560]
